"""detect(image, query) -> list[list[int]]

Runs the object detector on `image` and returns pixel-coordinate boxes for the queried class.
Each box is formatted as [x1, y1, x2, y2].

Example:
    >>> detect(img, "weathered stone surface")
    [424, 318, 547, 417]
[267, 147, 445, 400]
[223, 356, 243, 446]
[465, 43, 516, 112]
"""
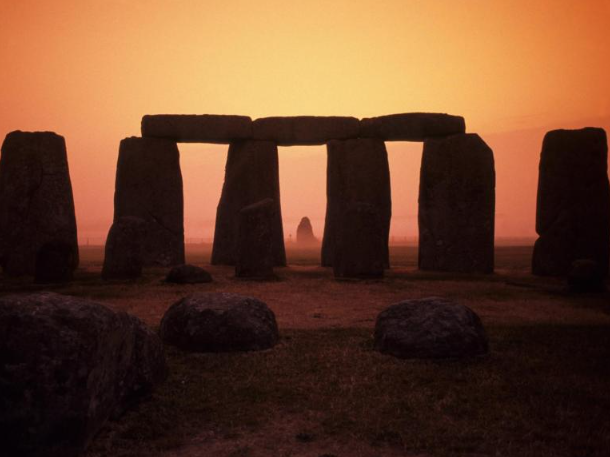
[296, 216, 317, 245]
[212, 140, 286, 266]
[141, 114, 252, 143]
[0, 131, 79, 276]
[166, 264, 213, 284]
[252, 116, 360, 146]
[567, 259, 606, 293]
[0, 292, 167, 457]
[333, 203, 385, 279]
[322, 138, 391, 267]
[374, 297, 488, 359]
[236, 199, 276, 279]
[360, 113, 466, 141]
[102, 216, 146, 280]
[533, 128, 609, 276]
[34, 241, 76, 284]
[160, 293, 279, 352]
[114, 137, 184, 266]
[418, 133, 495, 273]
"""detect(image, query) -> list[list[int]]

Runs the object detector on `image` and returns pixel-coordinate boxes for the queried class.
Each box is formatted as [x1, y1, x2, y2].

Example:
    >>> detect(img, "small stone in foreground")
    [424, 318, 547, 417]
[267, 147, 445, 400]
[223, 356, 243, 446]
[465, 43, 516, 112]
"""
[160, 293, 279, 352]
[166, 264, 213, 284]
[374, 297, 488, 359]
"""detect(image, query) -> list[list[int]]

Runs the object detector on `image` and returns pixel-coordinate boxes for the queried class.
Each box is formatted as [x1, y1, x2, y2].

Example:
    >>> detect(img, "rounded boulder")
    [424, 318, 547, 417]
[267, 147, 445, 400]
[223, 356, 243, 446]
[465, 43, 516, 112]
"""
[166, 264, 213, 284]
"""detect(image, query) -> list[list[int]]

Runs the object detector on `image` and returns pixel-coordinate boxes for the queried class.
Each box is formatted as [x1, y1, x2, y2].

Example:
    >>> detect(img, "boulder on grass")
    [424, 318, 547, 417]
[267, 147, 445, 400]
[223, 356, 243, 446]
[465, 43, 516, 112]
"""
[166, 264, 213, 284]
[374, 297, 488, 359]
[160, 293, 279, 352]
[0, 292, 167, 457]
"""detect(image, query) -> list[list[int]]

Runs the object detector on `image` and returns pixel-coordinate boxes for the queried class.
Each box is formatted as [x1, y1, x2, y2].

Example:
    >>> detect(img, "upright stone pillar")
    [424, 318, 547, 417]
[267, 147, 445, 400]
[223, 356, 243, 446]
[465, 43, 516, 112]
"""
[322, 138, 391, 268]
[112, 137, 184, 267]
[235, 199, 276, 279]
[533, 128, 609, 276]
[212, 140, 286, 266]
[0, 131, 79, 276]
[418, 134, 495, 273]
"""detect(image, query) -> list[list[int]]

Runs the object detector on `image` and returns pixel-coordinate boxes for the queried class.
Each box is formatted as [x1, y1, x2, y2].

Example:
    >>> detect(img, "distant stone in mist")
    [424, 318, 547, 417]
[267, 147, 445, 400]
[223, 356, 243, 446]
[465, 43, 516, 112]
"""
[374, 297, 488, 359]
[141, 114, 252, 143]
[252, 116, 360, 146]
[418, 133, 495, 273]
[0, 131, 79, 276]
[333, 202, 385, 279]
[160, 292, 279, 352]
[236, 199, 276, 279]
[113, 137, 184, 266]
[360, 113, 465, 141]
[212, 140, 286, 266]
[296, 217, 317, 245]
[322, 138, 391, 268]
[102, 216, 146, 280]
[166, 264, 213, 284]
[533, 128, 609, 277]
[0, 292, 167, 457]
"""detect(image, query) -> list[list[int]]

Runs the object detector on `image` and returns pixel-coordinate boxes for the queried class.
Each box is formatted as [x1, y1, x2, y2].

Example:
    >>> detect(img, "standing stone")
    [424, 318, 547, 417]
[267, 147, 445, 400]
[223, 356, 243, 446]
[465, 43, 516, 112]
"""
[533, 128, 609, 276]
[419, 134, 495, 273]
[34, 241, 76, 283]
[212, 140, 286, 266]
[322, 138, 391, 268]
[0, 131, 79, 276]
[333, 203, 385, 278]
[113, 137, 184, 267]
[236, 199, 276, 279]
[296, 216, 317, 245]
[102, 216, 146, 280]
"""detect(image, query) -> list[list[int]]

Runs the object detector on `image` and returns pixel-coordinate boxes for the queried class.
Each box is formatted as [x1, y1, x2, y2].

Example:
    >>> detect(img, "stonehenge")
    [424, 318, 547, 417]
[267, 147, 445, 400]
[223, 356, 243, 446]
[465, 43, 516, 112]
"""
[0, 131, 79, 277]
[418, 134, 495, 273]
[322, 138, 392, 269]
[533, 128, 609, 277]
[112, 137, 185, 267]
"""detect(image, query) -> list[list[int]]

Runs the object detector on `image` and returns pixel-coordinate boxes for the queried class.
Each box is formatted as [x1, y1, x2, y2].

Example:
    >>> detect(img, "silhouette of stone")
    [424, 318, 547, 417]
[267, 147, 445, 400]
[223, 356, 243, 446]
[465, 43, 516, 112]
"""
[419, 133, 495, 273]
[360, 113, 465, 141]
[252, 116, 360, 146]
[567, 259, 606, 293]
[236, 199, 276, 279]
[160, 292, 279, 352]
[296, 217, 317, 245]
[0, 292, 167, 457]
[322, 138, 391, 267]
[114, 137, 184, 266]
[141, 114, 252, 143]
[0, 131, 79, 276]
[333, 202, 385, 279]
[166, 264, 213, 284]
[533, 128, 609, 277]
[34, 241, 75, 284]
[212, 140, 286, 266]
[102, 216, 146, 280]
[374, 297, 488, 359]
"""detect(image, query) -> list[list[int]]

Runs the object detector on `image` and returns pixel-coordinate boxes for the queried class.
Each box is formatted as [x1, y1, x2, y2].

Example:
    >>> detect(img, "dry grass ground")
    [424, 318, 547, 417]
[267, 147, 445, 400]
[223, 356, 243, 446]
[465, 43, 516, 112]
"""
[1, 244, 609, 456]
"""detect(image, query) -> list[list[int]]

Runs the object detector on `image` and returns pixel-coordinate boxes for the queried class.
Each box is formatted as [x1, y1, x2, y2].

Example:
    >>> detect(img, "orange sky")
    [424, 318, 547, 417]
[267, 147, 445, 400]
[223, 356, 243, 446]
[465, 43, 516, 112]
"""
[1, 0, 609, 243]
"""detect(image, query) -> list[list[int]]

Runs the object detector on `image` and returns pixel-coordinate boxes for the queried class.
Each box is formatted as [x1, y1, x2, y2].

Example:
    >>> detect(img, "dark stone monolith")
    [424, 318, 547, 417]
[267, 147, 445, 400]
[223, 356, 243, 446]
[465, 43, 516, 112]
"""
[236, 199, 276, 279]
[252, 116, 360, 145]
[322, 138, 391, 268]
[296, 216, 317, 245]
[102, 216, 146, 280]
[212, 140, 286, 266]
[360, 113, 465, 141]
[34, 241, 76, 284]
[533, 128, 609, 276]
[141, 114, 252, 143]
[418, 134, 495, 273]
[0, 131, 79, 276]
[333, 202, 385, 279]
[113, 137, 184, 267]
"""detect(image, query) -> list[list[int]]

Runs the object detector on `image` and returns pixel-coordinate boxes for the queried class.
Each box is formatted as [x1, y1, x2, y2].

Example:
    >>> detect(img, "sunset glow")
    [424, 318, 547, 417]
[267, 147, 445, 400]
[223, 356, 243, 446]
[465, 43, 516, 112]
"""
[1, 0, 609, 242]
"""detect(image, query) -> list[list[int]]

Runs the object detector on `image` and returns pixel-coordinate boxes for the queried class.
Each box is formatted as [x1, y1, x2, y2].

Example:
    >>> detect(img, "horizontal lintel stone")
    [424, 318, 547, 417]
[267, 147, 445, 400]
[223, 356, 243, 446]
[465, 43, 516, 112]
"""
[360, 113, 466, 141]
[141, 115, 252, 144]
[252, 116, 360, 146]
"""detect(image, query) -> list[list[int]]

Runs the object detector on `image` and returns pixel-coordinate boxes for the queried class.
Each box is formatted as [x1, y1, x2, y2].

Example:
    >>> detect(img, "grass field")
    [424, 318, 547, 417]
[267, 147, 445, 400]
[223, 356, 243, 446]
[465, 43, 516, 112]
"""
[2, 244, 609, 457]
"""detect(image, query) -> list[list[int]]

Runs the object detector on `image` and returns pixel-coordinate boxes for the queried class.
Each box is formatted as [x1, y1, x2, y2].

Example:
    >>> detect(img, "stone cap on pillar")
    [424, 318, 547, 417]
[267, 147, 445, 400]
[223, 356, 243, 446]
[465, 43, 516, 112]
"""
[360, 113, 466, 141]
[252, 116, 360, 146]
[141, 114, 253, 143]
